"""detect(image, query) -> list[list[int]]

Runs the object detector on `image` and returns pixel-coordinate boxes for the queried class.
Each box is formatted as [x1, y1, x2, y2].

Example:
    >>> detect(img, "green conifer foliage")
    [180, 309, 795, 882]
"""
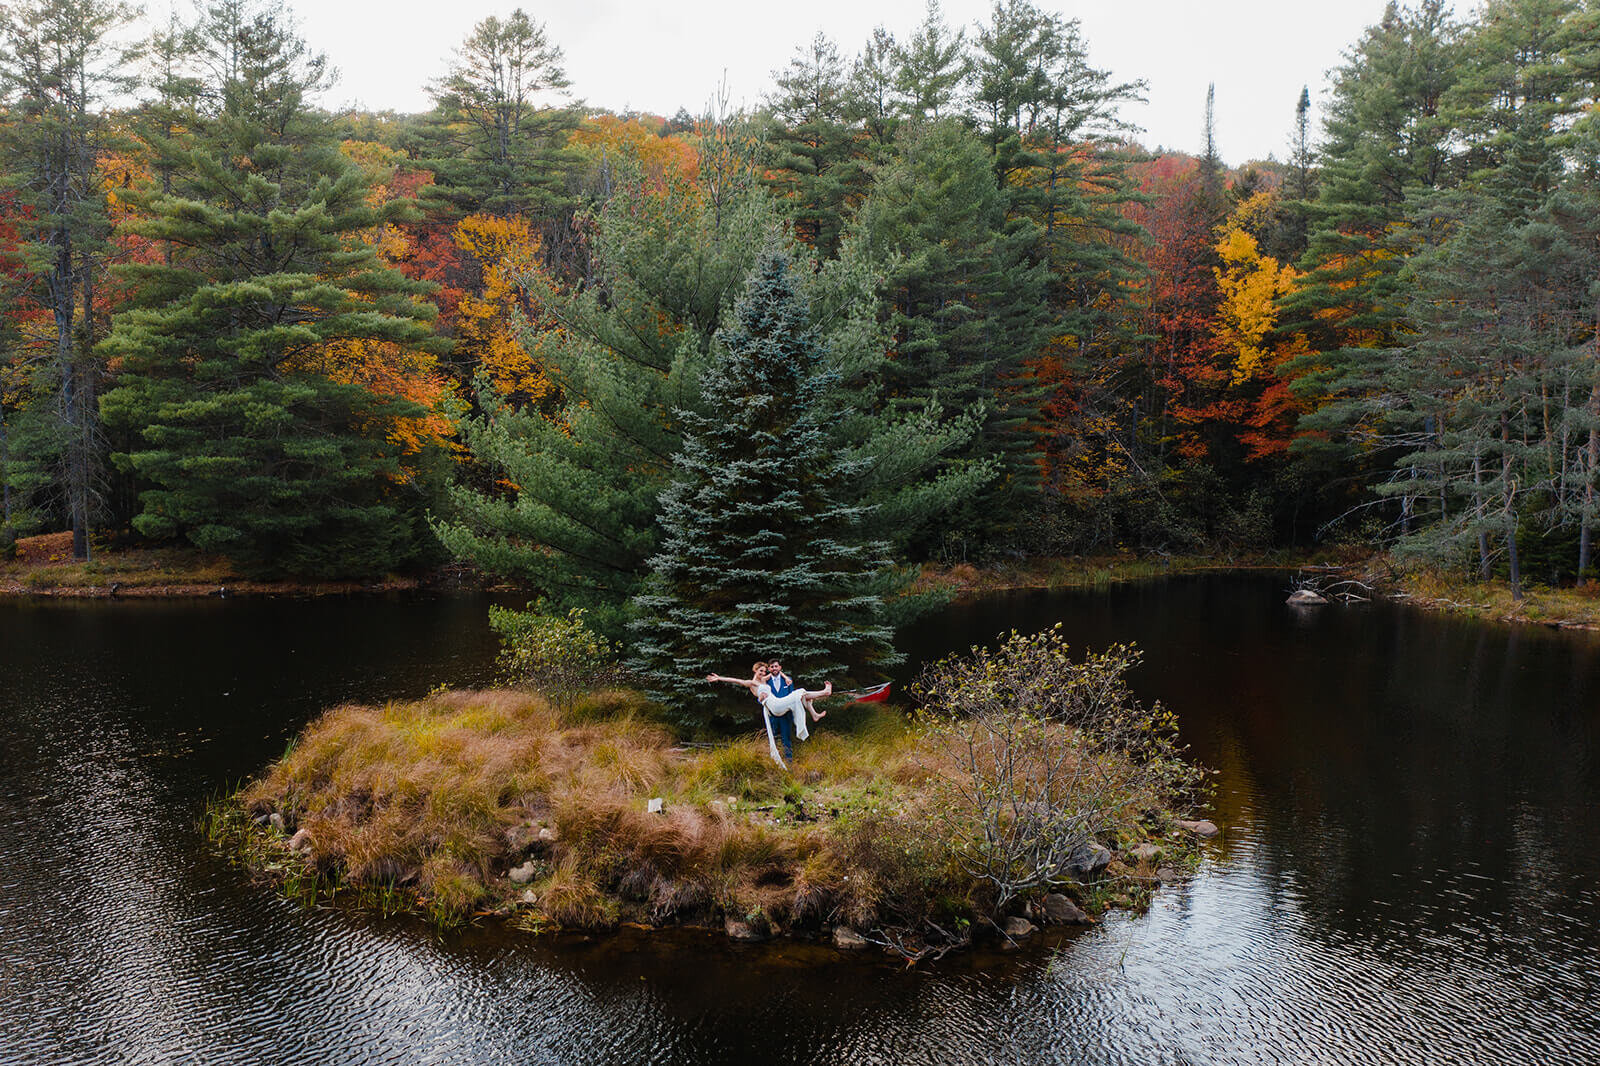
[763, 32, 857, 260]
[420, 9, 580, 223]
[846, 118, 1051, 552]
[434, 157, 776, 631]
[99, 0, 443, 578]
[627, 250, 898, 725]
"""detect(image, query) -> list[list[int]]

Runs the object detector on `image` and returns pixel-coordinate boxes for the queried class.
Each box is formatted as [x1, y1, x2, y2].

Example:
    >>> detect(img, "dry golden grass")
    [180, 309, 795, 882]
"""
[1391, 562, 1600, 630]
[232, 689, 1193, 939]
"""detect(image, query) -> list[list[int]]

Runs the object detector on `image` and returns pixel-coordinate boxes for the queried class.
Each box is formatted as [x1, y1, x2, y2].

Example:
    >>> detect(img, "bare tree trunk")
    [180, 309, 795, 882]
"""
[53, 236, 92, 562]
[1473, 451, 1490, 578]
[1580, 379, 1600, 583]
[1502, 411, 1521, 602]
[77, 259, 96, 561]
[1, 405, 11, 537]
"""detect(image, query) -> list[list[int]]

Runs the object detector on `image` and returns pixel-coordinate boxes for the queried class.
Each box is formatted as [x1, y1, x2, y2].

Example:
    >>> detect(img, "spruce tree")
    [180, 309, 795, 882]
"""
[627, 250, 898, 726]
[99, 0, 443, 578]
[433, 149, 777, 633]
[437, 138, 985, 628]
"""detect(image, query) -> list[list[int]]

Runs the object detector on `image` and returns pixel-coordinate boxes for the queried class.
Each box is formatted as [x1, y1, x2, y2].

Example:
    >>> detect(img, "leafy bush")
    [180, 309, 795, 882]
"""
[911, 625, 1201, 911]
[489, 602, 621, 711]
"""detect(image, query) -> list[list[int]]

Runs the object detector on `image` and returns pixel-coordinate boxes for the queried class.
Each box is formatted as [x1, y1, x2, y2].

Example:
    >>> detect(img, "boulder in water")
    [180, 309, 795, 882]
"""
[1039, 893, 1092, 925]
[1000, 916, 1037, 948]
[1287, 589, 1329, 606]
[832, 926, 870, 950]
[725, 915, 770, 942]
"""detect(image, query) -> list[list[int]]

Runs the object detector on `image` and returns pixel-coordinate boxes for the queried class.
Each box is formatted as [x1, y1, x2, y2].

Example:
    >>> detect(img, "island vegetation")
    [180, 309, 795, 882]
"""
[209, 624, 1207, 956]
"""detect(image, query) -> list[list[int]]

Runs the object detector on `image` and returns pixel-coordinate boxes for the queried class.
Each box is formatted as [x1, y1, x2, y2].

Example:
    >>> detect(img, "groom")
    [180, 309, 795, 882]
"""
[764, 657, 826, 762]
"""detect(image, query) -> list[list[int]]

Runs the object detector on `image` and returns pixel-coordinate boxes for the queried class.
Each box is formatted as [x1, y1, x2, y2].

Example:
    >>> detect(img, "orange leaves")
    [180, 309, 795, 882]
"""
[568, 114, 698, 190]
[286, 337, 456, 458]
[452, 213, 558, 407]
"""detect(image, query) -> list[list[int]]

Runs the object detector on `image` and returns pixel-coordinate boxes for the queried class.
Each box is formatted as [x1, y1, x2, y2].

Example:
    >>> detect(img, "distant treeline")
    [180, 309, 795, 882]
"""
[2, 0, 1598, 603]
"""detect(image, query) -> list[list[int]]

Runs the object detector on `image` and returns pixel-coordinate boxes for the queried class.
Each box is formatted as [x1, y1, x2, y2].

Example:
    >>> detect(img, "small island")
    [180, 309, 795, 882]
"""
[210, 627, 1208, 960]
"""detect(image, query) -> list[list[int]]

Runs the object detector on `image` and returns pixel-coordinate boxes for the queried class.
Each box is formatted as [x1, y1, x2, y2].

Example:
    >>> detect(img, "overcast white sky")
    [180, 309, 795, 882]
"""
[284, 0, 1393, 165]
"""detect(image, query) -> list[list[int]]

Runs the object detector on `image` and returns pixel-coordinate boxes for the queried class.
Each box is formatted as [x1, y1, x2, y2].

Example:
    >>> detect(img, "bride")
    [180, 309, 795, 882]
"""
[706, 662, 832, 767]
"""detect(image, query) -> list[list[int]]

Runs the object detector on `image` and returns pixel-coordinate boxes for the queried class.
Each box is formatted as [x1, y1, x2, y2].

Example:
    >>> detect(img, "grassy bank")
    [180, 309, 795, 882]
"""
[912, 549, 1360, 597]
[210, 684, 1204, 956]
[0, 532, 427, 598]
[1373, 559, 1600, 632]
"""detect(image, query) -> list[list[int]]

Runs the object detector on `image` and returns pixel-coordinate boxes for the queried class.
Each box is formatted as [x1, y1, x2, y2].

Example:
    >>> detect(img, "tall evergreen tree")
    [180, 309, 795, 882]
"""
[895, 0, 970, 121]
[418, 9, 582, 268]
[763, 32, 857, 260]
[1266, 86, 1317, 263]
[0, 0, 137, 559]
[1283, 0, 1465, 529]
[845, 118, 1051, 553]
[435, 144, 777, 632]
[627, 249, 898, 725]
[99, 0, 443, 577]
[844, 26, 903, 159]
[438, 134, 985, 626]
[969, 0, 1146, 446]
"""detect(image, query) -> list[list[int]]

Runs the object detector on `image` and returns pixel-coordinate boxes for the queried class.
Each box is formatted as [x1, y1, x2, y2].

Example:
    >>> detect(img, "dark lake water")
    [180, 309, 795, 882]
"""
[3, 575, 1598, 1064]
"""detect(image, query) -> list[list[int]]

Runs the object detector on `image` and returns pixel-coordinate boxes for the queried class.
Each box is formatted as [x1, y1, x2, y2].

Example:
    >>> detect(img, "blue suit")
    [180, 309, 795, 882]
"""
[766, 673, 796, 759]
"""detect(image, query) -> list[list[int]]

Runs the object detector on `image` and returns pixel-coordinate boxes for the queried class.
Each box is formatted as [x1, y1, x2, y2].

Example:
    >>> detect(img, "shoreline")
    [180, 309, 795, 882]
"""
[0, 531, 469, 601]
[14, 532, 1591, 637]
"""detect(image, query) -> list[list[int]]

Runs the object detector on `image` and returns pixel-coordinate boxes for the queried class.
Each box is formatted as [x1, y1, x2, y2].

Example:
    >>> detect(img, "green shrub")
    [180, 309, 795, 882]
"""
[911, 625, 1203, 912]
[489, 602, 621, 711]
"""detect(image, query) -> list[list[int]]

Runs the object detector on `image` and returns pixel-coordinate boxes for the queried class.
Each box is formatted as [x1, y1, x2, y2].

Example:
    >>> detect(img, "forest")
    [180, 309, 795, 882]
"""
[3, 0, 1600, 696]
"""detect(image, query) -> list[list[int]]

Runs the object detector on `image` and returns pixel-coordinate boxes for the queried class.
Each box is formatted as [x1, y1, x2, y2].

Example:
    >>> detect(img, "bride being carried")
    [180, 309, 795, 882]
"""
[706, 659, 832, 768]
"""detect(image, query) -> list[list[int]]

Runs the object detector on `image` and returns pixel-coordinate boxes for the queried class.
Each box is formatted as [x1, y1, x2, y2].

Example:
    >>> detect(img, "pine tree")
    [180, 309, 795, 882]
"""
[846, 118, 1051, 553]
[0, 0, 137, 559]
[420, 9, 579, 223]
[627, 249, 898, 726]
[763, 32, 857, 260]
[895, 0, 970, 121]
[968, 0, 1146, 491]
[844, 26, 902, 160]
[99, 0, 443, 578]
[1282, 0, 1465, 529]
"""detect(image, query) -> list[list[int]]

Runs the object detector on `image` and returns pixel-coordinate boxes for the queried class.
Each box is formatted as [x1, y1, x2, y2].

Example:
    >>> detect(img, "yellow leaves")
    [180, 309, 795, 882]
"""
[568, 115, 699, 189]
[340, 140, 406, 207]
[1213, 193, 1298, 386]
[452, 214, 556, 407]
